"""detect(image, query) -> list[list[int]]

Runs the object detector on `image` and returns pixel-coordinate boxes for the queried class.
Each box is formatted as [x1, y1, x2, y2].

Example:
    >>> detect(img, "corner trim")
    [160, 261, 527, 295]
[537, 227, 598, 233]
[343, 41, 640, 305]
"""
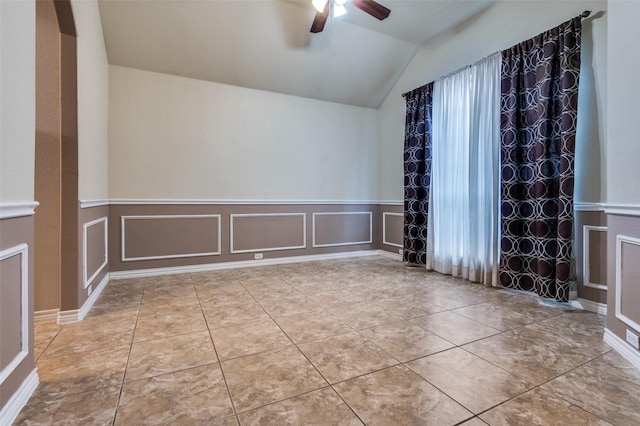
[0, 244, 30, 386]
[121, 214, 222, 261]
[604, 328, 640, 371]
[569, 298, 607, 315]
[83, 216, 108, 288]
[230, 213, 306, 254]
[110, 249, 389, 279]
[109, 198, 386, 206]
[312, 211, 373, 248]
[79, 199, 109, 208]
[0, 368, 39, 426]
[34, 309, 60, 324]
[57, 274, 109, 324]
[615, 235, 640, 333]
[382, 212, 403, 248]
[582, 225, 608, 290]
[0, 202, 39, 219]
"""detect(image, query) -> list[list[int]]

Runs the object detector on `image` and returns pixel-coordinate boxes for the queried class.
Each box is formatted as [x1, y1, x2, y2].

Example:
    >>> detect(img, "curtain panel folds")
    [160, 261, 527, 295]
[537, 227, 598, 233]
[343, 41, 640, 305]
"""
[403, 83, 434, 266]
[499, 16, 583, 301]
[427, 54, 501, 286]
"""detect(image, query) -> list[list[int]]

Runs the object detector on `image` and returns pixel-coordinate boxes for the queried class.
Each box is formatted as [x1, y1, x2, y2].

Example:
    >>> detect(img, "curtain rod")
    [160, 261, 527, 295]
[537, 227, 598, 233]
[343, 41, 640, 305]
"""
[402, 10, 592, 99]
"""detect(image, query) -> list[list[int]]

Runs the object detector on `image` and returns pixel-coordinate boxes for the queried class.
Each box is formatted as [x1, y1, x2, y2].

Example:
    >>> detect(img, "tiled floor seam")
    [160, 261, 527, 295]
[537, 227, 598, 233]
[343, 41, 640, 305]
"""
[111, 300, 142, 425]
[194, 281, 240, 419]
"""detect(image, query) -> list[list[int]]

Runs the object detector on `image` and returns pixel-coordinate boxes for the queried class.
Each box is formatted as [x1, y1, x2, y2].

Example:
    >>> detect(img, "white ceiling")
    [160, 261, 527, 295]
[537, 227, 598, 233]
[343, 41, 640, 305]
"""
[98, 0, 494, 108]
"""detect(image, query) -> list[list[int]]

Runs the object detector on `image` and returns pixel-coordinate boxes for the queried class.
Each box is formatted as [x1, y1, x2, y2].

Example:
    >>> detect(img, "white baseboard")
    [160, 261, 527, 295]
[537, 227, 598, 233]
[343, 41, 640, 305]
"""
[0, 368, 39, 426]
[57, 274, 109, 324]
[569, 298, 608, 315]
[378, 249, 403, 261]
[604, 328, 640, 371]
[34, 309, 59, 324]
[110, 249, 392, 280]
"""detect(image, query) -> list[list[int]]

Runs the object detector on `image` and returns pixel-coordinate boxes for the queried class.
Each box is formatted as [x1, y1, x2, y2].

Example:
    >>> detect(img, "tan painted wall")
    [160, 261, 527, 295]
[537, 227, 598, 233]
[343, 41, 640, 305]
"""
[0, 217, 35, 413]
[71, 0, 109, 201]
[0, 0, 36, 202]
[108, 66, 379, 201]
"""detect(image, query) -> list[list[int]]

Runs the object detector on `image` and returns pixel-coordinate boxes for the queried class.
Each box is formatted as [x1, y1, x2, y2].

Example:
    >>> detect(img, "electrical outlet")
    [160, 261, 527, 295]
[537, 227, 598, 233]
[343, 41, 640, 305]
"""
[626, 329, 640, 349]
[254, 253, 263, 260]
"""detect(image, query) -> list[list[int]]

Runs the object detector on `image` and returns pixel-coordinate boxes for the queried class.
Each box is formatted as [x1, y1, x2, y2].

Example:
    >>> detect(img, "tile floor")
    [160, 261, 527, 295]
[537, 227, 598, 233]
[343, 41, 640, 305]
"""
[16, 256, 640, 425]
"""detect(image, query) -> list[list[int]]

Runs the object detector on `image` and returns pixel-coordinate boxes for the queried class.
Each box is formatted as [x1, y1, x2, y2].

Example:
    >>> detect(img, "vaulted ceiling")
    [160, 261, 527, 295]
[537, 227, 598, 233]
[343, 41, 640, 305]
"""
[98, 0, 494, 108]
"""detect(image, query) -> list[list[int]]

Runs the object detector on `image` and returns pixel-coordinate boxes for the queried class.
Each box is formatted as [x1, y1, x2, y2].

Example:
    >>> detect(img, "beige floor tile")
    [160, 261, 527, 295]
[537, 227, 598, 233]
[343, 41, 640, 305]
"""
[36, 345, 129, 398]
[41, 311, 137, 358]
[480, 388, 612, 426]
[222, 346, 327, 412]
[115, 364, 234, 425]
[134, 300, 208, 342]
[463, 329, 601, 385]
[452, 302, 542, 331]
[274, 311, 354, 344]
[202, 300, 271, 329]
[210, 319, 293, 360]
[407, 348, 534, 413]
[14, 385, 120, 426]
[258, 294, 322, 318]
[142, 280, 197, 302]
[238, 387, 363, 426]
[359, 322, 454, 362]
[411, 311, 500, 345]
[126, 331, 218, 382]
[334, 365, 473, 425]
[138, 294, 201, 316]
[144, 273, 193, 286]
[298, 332, 399, 384]
[586, 350, 640, 387]
[459, 418, 489, 426]
[373, 296, 447, 319]
[327, 302, 403, 330]
[195, 282, 251, 304]
[540, 362, 640, 425]
[34, 321, 62, 360]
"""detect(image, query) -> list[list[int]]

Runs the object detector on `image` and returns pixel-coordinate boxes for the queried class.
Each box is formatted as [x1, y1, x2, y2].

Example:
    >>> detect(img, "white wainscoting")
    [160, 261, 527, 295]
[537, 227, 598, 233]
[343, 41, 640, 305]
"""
[0, 202, 39, 219]
[0, 244, 29, 385]
[615, 235, 640, 334]
[312, 211, 372, 248]
[382, 212, 403, 248]
[230, 213, 306, 254]
[83, 217, 108, 289]
[121, 214, 222, 261]
[0, 368, 39, 426]
[582, 225, 608, 290]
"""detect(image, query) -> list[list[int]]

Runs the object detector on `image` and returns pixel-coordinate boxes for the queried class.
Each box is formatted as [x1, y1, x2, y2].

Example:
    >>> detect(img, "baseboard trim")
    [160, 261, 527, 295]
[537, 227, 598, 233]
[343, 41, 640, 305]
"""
[604, 328, 640, 371]
[110, 249, 392, 279]
[57, 274, 109, 324]
[34, 309, 59, 324]
[0, 368, 39, 426]
[378, 249, 403, 261]
[569, 298, 607, 315]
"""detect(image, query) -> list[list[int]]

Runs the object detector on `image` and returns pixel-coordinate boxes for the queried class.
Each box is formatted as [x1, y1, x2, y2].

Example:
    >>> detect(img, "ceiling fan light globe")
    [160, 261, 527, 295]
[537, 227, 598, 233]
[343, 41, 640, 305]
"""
[312, 0, 328, 13]
[334, 4, 347, 17]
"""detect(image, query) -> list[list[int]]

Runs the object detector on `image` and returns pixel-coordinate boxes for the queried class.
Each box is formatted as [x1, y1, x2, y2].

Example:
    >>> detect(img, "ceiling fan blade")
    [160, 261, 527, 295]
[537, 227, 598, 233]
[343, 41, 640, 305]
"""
[310, 4, 330, 33]
[350, 0, 391, 20]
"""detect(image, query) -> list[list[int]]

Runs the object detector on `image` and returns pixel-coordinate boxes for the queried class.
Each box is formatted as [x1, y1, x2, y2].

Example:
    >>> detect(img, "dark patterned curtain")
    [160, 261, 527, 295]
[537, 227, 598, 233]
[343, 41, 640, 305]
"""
[499, 16, 582, 301]
[403, 83, 433, 265]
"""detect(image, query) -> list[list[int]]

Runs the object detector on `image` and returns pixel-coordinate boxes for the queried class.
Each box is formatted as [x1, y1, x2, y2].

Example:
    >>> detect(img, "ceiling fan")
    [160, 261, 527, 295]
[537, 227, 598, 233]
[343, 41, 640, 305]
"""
[310, 0, 391, 33]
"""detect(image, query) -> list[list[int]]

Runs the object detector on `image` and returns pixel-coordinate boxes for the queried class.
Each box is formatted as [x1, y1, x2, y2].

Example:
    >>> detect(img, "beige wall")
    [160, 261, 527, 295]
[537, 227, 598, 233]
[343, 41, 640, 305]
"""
[606, 0, 640, 204]
[0, 0, 36, 202]
[108, 65, 379, 201]
[376, 0, 608, 203]
[72, 0, 109, 201]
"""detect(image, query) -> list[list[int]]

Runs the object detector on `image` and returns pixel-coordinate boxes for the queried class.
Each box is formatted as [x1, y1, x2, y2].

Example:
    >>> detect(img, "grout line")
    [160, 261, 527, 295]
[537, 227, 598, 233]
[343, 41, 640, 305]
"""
[193, 273, 240, 419]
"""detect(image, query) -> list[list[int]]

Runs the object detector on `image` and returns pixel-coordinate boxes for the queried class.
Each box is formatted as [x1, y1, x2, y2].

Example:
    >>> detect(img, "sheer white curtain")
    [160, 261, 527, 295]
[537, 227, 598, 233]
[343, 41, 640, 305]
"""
[426, 53, 501, 286]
